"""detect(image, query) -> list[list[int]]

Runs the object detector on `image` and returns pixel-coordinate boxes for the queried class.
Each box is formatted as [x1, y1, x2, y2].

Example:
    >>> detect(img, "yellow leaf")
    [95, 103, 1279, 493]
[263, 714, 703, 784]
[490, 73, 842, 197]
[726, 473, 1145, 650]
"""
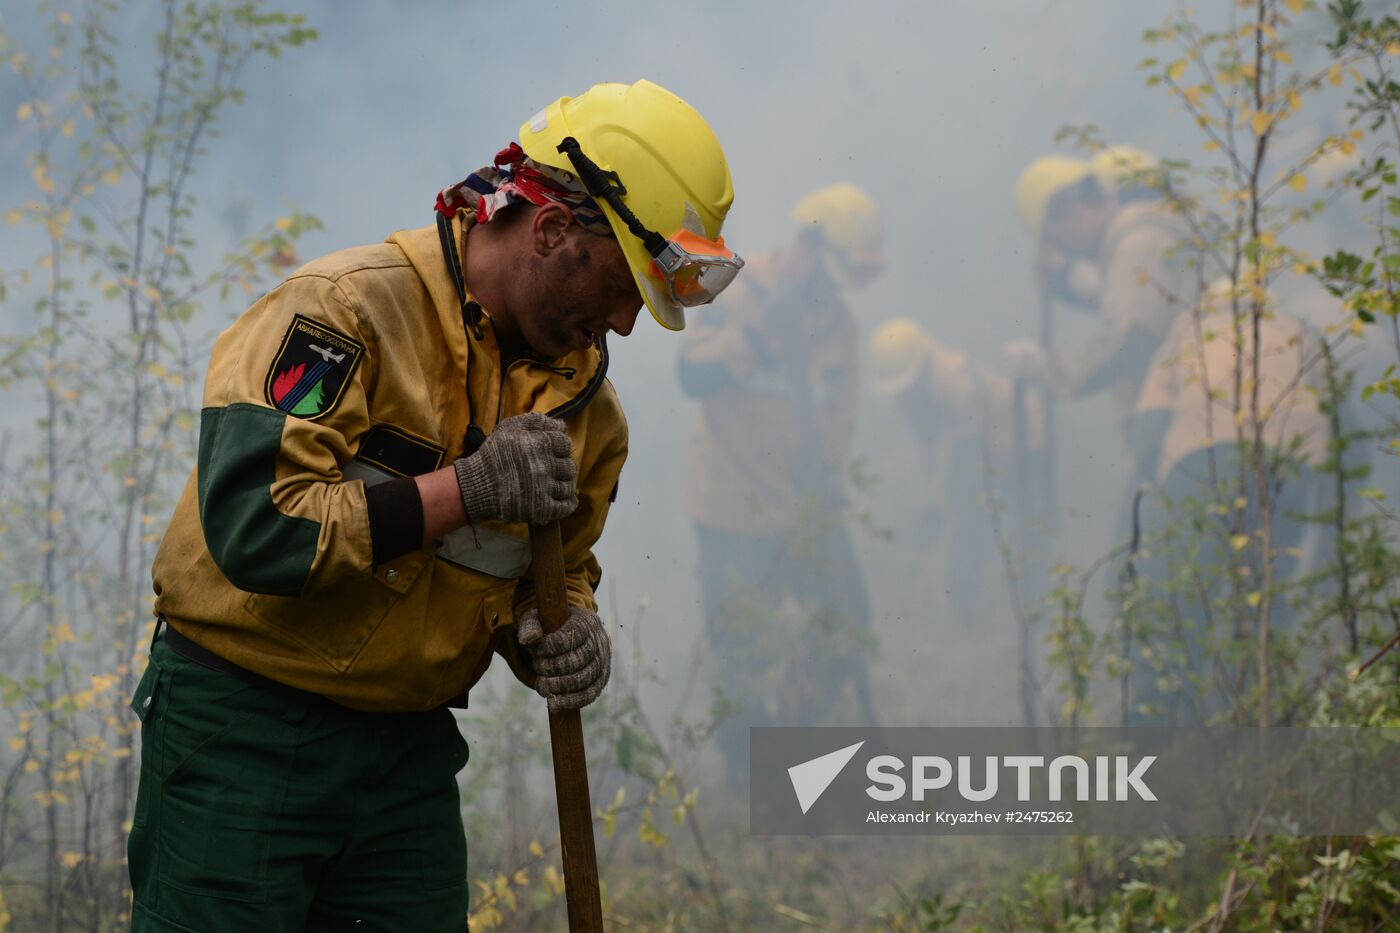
[23, 759, 38, 775]
[16, 103, 31, 121]
[6, 737, 23, 753]
[1290, 173, 1307, 192]
[61, 119, 74, 138]
[275, 217, 292, 231]
[1204, 140, 1220, 152]
[1230, 534, 1250, 551]
[1288, 90, 1302, 113]
[1245, 591, 1262, 608]
[102, 168, 122, 186]
[1275, 49, 1292, 64]
[3, 210, 21, 226]
[1282, 0, 1304, 11]
[1251, 112, 1272, 135]
[1388, 41, 1400, 55]
[1184, 85, 1202, 105]
[51, 621, 75, 645]
[1328, 63, 1343, 86]
[1167, 60, 1187, 82]
[60, 852, 84, 870]
[528, 841, 544, 858]
[542, 865, 565, 896]
[57, 10, 72, 25]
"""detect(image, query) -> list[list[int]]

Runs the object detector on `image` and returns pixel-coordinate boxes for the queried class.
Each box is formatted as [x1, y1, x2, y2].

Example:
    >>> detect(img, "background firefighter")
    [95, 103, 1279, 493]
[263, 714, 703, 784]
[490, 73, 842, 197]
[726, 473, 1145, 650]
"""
[677, 184, 883, 788]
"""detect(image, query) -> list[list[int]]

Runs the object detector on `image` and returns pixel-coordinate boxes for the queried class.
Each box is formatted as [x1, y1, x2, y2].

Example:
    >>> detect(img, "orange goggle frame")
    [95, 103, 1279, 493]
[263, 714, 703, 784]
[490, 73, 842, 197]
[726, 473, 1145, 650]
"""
[651, 228, 744, 307]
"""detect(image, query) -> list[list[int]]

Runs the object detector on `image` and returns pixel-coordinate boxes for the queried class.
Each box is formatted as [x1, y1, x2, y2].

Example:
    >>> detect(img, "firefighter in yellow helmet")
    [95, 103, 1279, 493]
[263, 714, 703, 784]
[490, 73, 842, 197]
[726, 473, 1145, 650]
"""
[128, 79, 738, 929]
[868, 318, 1047, 622]
[678, 183, 883, 787]
[1124, 279, 1334, 726]
[1003, 146, 1195, 451]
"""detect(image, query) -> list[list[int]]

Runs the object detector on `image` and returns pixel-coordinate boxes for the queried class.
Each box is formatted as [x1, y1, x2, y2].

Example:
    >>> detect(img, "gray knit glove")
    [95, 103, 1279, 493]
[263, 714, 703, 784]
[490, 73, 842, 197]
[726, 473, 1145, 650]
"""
[454, 413, 578, 525]
[517, 605, 612, 713]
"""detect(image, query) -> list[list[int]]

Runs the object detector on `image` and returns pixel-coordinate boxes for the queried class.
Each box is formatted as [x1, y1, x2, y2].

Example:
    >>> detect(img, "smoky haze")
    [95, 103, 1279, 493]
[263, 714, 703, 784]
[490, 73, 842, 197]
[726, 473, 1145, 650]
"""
[0, 0, 1369, 738]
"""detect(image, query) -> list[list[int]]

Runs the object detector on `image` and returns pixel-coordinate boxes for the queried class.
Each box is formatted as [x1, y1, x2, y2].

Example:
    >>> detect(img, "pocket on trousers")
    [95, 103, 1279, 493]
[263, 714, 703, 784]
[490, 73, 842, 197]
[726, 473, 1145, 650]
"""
[129, 658, 162, 723]
[155, 669, 297, 905]
[128, 658, 166, 838]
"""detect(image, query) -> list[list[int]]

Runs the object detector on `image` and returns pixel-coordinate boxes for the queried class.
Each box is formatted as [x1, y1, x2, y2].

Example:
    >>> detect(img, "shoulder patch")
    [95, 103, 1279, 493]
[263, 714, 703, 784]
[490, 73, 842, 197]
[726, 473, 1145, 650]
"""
[264, 314, 365, 421]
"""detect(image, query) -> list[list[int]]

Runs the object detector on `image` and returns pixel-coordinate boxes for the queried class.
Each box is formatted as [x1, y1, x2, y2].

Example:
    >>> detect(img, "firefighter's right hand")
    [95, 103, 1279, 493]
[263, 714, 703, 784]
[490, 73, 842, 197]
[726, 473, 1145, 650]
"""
[453, 413, 578, 525]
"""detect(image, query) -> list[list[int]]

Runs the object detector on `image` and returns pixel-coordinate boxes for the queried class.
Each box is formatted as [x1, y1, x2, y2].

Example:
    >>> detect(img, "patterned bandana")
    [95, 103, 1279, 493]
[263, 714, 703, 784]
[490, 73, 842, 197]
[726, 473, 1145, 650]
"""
[434, 143, 614, 237]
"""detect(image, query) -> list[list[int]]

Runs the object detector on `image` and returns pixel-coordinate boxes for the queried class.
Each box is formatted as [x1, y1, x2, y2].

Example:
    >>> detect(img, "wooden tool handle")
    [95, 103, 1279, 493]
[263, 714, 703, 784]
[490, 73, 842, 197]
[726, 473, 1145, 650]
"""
[529, 522, 604, 933]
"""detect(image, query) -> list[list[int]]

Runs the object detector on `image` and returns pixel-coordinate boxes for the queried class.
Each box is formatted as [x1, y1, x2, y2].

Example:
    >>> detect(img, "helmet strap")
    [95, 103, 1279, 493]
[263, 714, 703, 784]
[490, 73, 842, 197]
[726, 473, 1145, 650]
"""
[557, 137, 670, 259]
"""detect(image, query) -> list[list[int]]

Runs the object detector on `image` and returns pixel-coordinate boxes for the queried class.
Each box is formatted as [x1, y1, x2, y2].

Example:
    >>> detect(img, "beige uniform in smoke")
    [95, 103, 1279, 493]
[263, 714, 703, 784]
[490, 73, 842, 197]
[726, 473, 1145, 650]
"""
[681, 249, 859, 534]
[1050, 200, 1195, 435]
[893, 343, 1045, 487]
[1136, 302, 1330, 483]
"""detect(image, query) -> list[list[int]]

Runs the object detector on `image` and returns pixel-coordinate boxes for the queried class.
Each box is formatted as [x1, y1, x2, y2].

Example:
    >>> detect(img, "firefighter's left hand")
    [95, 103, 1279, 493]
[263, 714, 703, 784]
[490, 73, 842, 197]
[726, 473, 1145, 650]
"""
[516, 605, 611, 713]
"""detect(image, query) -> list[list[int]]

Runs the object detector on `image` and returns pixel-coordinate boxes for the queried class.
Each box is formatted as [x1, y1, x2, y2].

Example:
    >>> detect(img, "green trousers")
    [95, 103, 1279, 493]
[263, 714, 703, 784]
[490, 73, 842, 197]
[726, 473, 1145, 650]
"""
[127, 635, 470, 931]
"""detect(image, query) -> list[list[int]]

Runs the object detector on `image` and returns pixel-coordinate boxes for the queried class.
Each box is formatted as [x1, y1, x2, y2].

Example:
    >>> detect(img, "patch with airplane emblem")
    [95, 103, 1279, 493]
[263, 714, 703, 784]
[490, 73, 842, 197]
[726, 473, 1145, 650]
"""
[264, 314, 365, 421]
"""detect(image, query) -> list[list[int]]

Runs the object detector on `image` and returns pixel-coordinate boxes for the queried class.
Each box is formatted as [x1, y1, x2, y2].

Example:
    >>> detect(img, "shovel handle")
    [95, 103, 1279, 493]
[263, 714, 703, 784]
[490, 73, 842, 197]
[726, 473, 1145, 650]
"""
[529, 521, 604, 932]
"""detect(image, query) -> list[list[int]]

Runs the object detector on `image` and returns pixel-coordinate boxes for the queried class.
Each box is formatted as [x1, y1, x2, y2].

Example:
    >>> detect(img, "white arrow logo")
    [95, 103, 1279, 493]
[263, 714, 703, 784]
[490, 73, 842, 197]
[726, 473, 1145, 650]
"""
[788, 741, 865, 814]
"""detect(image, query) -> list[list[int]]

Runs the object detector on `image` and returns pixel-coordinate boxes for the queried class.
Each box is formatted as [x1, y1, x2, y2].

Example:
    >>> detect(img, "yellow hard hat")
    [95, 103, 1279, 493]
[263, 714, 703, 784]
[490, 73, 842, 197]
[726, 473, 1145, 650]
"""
[868, 317, 932, 396]
[791, 184, 882, 264]
[1014, 155, 1092, 239]
[518, 79, 736, 331]
[1090, 145, 1156, 194]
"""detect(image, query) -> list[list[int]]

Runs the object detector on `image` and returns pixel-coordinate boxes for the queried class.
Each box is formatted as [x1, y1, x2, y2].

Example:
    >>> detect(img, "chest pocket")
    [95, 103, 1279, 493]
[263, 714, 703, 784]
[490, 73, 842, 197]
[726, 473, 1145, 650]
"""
[343, 459, 534, 579]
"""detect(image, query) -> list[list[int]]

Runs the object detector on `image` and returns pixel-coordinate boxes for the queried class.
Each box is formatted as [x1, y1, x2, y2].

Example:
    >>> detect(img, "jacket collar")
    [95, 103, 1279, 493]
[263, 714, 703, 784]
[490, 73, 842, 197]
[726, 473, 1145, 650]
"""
[388, 213, 610, 420]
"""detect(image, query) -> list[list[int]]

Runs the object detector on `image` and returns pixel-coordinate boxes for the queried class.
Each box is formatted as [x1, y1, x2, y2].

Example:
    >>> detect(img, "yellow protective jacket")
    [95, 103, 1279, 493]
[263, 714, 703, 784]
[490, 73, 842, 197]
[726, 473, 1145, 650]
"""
[151, 212, 628, 712]
[677, 247, 858, 535]
[1135, 305, 1328, 483]
[1050, 198, 1196, 437]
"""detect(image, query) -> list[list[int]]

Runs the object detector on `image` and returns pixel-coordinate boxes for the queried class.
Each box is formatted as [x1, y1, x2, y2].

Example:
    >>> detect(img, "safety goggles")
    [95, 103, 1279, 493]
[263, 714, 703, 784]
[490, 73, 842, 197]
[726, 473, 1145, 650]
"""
[557, 137, 743, 311]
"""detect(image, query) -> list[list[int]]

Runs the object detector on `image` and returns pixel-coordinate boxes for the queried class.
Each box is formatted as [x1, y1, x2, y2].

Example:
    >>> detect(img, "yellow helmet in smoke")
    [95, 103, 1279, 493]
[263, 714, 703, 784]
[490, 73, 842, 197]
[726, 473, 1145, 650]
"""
[791, 183, 883, 265]
[1091, 145, 1157, 194]
[1014, 155, 1092, 239]
[868, 317, 932, 396]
